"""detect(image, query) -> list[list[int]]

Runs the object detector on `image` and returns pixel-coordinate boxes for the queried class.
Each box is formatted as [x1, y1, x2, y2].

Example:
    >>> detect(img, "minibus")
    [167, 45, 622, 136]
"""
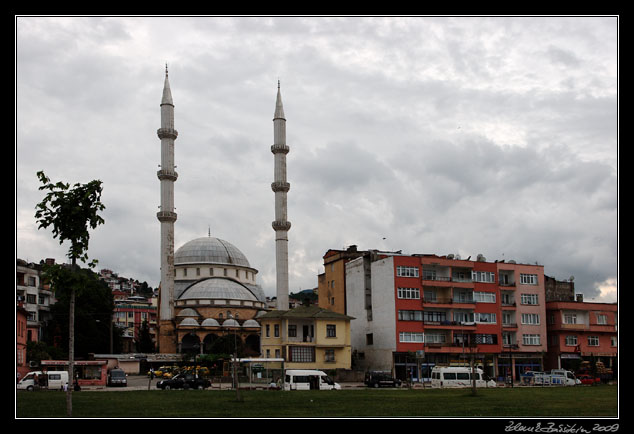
[284, 369, 341, 390]
[17, 371, 69, 391]
[430, 366, 496, 388]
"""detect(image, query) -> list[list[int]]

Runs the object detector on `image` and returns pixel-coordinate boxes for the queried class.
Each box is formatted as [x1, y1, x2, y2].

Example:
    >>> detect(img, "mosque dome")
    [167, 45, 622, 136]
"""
[179, 318, 199, 327]
[200, 318, 221, 328]
[179, 277, 258, 302]
[222, 318, 240, 327]
[242, 319, 260, 328]
[175, 237, 251, 267]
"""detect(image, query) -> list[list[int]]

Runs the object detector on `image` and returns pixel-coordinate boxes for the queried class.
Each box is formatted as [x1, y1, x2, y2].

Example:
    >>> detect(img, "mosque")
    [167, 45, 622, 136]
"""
[156, 67, 290, 355]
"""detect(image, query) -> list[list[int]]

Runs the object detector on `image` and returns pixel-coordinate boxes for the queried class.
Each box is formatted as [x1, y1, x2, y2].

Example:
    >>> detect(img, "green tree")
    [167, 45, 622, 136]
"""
[47, 267, 116, 358]
[35, 171, 105, 417]
[136, 320, 155, 353]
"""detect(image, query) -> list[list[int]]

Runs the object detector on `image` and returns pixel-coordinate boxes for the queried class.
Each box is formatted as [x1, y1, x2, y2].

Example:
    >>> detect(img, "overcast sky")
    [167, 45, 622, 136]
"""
[16, 16, 618, 303]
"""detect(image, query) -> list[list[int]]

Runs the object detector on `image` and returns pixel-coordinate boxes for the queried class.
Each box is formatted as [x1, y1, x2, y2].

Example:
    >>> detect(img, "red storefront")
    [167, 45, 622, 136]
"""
[41, 360, 108, 386]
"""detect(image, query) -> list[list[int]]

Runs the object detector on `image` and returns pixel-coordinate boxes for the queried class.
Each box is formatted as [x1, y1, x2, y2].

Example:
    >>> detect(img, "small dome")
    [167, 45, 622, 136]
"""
[176, 308, 199, 317]
[175, 237, 251, 267]
[222, 319, 240, 327]
[201, 318, 220, 327]
[178, 277, 258, 302]
[242, 319, 260, 328]
[179, 318, 199, 327]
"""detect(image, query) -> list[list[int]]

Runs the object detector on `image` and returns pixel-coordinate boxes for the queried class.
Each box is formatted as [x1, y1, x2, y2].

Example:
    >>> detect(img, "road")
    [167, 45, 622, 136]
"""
[82, 375, 370, 391]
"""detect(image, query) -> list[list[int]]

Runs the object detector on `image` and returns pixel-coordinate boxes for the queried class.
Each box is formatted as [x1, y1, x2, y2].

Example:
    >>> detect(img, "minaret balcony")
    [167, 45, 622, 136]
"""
[271, 144, 289, 154]
[271, 181, 290, 192]
[157, 169, 179, 181]
[157, 211, 178, 222]
[157, 128, 178, 140]
[272, 220, 291, 231]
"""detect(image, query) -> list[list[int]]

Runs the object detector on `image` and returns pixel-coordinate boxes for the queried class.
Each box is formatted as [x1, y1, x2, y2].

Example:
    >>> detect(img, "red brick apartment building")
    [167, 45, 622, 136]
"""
[335, 249, 549, 382]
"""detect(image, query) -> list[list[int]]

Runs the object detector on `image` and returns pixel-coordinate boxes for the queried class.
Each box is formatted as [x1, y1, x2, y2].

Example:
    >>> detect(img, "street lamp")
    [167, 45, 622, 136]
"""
[228, 314, 242, 402]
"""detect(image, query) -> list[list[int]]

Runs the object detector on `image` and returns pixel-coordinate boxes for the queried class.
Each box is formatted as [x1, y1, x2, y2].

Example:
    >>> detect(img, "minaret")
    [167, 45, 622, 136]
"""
[157, 65, 178, 352]
[271, 81, 291, 310]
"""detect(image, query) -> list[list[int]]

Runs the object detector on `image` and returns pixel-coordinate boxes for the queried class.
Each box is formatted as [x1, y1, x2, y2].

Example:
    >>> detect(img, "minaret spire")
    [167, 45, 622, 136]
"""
[271, 81, 291, 311]
[157, 65, 178, 352]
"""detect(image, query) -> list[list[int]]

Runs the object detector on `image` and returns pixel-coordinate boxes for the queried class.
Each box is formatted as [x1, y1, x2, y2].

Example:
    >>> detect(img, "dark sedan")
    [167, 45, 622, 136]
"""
[157, 373, 211, 390]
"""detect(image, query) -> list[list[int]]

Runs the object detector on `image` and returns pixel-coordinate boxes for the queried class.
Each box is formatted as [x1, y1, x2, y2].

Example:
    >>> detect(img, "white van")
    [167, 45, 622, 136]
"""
[284, 369, 341, 390]
[430, 366, 496, 388]
[17, 371, 69, 391]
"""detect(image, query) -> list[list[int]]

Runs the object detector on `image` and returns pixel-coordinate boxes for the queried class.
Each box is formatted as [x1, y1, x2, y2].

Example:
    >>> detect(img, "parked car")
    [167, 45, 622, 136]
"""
[364, 371, 402, 388]
[107, 369, 128, 387]
[577, 374, 601, 385]
[157, 373, 211, 390]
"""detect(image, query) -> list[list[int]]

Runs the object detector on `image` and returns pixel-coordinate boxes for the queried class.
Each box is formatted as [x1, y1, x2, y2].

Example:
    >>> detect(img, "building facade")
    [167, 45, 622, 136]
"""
[259, 306, 354, 370]
[345, 251, 548, 382]
[545, 299, 617, 374]
[16, 259, 56, 343]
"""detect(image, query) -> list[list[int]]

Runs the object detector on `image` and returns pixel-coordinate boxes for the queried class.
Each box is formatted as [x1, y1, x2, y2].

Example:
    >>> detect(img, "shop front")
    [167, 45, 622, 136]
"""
[41, 360, 108, 387]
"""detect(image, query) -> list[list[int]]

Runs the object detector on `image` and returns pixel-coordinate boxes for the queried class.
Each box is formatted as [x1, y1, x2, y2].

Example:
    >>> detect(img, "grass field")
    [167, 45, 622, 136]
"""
[16, 385, 618, 418]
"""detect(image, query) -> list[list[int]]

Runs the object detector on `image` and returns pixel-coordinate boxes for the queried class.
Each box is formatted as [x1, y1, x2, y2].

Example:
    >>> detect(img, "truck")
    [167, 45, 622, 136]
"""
[526, 369, 580, 386]
[17, 371, 69, 391]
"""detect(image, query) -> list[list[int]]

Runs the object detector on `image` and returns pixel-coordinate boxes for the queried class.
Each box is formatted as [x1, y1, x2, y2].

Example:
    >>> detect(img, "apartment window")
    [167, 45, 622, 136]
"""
[290, 346, 315, 362]
[565, 335, 577, 346]
[399, 332, 424, 343]
[399, 310, 423, 321]
[454, 311, 474, 324]
[26, 294, 36, 304]
[326, 324, 337, 338]
[397, 287, 420, 299]
[522, 334, 541, 345]
[521, 313, 540, 325]
[588, 336, 600, 346]
[396, 266, 419, 277]
[520, 293, 539, 305]
[28, 276, 37, 286]
[209, 268, 214, 276]
[423, 289, 436, 302]
[423, 311, 447, 322]
[265, 324, 270, 337]
[474, 291, 496, 303]
[611, 337, 617, 347]
[520, 274, 538, 285]
[475, 312, 497, 324]
[325, 349, 335, 362]
[424, 333, 447, 344]
[183, 268, 187, 277]
[274, 324, 280, 337]
[288, 325, 297, 337]
[422, 269, 436, 280]
[563, 313, 577, 324]
[472, 271, 495, 283]
[196, 268, 200, 276]
[474, 334, 498, 345]
[596, 314, 608, 325]
[275, 349, 281, 358]
[366, 333, 374, 345]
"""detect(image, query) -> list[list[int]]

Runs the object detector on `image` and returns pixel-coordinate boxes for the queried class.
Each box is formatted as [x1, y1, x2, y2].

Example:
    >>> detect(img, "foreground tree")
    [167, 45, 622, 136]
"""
[35, 171, 105, 417]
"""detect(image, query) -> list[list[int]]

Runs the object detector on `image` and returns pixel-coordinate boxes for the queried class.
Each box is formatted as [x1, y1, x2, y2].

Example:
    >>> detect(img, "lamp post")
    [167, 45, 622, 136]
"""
[228, 314, 242, 402]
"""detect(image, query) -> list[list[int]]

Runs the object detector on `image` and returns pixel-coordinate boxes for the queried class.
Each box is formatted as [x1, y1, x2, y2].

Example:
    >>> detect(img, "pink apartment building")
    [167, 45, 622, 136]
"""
[545, 300, 617, 373]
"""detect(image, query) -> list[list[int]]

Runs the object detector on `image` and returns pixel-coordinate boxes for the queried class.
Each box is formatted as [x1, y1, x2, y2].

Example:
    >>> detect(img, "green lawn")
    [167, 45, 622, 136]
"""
[16, 386, 618, 418]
